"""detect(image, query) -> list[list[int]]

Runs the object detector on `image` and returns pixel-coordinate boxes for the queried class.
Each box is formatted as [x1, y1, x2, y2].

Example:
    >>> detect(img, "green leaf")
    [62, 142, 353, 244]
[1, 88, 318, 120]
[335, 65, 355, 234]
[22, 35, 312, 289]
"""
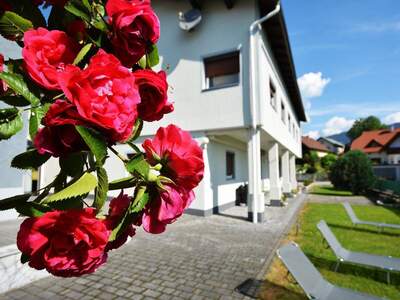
[11, 0, 46, 28]
[0, 11, 33, 40]
[16, 202, 50, 217]
[73, 43, 93, 65]
[108, 176, 136, 190]
[11, 149, 50, 170]
[147, 45, 159, 67]
[0, 108, 23, 140]
[76, 126, 107, 163]
[130, 189, 149, 213]
[64, 1, 90, 23]
[42, 172, 97, 203]
[0, 95, 31, 107]
[46, 195, 84, 210]
[0, 72, 40, 105]
[138, 55, 147, 69]
[125, 154, 150, 179]
[29, 105, 49, 140]
[94, 166, 108, 211]
[0, 193, 31, 211]
[59, 152, 86, 177]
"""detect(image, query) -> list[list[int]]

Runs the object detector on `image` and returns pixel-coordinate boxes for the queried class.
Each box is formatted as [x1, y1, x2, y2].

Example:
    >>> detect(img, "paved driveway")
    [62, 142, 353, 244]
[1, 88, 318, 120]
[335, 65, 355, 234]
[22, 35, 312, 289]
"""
[0, 195, 305, 300]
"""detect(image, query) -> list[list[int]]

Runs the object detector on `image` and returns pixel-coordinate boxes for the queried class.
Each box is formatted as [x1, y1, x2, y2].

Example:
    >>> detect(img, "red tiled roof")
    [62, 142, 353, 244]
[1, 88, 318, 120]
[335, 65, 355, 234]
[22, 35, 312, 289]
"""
[351, 128, 400, 153]
[302, 136, 330, 152]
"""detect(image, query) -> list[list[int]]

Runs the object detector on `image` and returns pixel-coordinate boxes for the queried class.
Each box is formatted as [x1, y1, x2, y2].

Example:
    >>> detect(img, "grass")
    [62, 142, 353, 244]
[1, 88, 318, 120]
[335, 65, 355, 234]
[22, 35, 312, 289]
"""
[259, 203, 400, 300]
[310, 184, 354, 196]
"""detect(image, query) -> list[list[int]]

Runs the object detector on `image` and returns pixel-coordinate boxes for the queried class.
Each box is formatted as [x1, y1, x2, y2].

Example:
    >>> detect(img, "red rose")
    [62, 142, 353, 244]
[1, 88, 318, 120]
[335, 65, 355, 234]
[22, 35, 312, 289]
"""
[106, 0, 160, 67]
[58, 50, 141, 142]
[66, 20, 87, 41]
[104, 192, 136, 251]
[34, 100, 88, 157]
[0, 54, 8, 94]
[22, 28, 80, 90]
[143, 125, 204, 190]
[134, 69, 173, 122]
[17, 208, 109, 277]
[142, 185, 194, 234]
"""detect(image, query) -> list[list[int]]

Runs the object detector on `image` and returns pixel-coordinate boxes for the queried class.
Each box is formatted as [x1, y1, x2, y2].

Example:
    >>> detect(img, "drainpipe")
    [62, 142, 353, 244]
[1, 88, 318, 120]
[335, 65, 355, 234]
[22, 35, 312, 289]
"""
[248, 2, 281, 223]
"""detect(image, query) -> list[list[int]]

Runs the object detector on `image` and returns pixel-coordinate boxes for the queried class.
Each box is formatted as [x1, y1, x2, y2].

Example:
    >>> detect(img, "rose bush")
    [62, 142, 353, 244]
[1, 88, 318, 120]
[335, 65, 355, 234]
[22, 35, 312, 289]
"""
[0, 0, 204, 277]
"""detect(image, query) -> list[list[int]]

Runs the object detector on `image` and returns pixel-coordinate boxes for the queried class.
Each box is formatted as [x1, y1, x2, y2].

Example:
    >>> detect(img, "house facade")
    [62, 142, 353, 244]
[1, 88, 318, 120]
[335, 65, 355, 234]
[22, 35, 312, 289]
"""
[351, 128, 400, 181]
[302, 136, 331, 158]
[38, 0, 306, 223]
[318, 137, 344, 154]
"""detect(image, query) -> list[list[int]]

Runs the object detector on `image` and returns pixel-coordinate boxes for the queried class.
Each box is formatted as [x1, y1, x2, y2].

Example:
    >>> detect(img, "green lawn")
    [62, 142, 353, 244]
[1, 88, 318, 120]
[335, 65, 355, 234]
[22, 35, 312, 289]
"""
[261, 203, 400, 300]
[310, 184, 354, 196]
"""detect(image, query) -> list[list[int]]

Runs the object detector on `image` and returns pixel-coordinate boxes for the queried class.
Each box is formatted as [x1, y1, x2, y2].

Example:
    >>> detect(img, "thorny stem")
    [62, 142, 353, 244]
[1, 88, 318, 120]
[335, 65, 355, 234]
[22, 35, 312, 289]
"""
[108, 146, 128, 163]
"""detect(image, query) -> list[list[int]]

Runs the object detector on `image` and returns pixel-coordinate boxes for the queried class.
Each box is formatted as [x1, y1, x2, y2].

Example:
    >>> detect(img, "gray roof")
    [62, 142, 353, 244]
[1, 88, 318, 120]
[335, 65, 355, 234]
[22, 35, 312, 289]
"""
[318, 136, 345, 147]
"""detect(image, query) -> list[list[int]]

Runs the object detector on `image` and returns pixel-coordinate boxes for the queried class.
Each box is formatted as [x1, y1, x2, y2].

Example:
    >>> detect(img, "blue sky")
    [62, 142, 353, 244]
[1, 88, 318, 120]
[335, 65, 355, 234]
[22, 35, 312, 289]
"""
[283, 0, 400, 138]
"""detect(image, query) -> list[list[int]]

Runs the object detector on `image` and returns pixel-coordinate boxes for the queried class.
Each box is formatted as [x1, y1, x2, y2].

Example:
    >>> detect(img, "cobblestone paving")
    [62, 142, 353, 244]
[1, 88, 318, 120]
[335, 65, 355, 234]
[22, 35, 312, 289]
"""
[0, 195, 305, 300]
[0, 219, 22, 248]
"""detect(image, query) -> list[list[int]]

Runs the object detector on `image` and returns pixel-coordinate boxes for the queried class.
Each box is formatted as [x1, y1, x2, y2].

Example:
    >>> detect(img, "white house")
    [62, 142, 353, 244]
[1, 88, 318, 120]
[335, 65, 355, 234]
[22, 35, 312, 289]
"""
[27, 0, 306, 223]
[116, 0, 306, 223]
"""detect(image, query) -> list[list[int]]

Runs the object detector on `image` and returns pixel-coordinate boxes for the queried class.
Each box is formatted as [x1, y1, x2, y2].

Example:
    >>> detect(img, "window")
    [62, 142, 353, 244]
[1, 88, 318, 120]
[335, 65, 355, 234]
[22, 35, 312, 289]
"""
[226, 151, 235, 180]
[204, 51, 240, 89]
[288, 115, 291, 132]
[270, 80, 277, 110]
[281, 102, 286, 123]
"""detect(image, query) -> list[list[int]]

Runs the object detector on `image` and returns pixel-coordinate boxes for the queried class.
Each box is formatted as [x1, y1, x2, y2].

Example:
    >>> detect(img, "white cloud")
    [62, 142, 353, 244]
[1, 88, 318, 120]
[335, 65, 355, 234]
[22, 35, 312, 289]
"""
[384, 112, 400, 124]
[322, 116, 354, 136]
[306, 130, 320, 140]
[297, 72, 331, 98]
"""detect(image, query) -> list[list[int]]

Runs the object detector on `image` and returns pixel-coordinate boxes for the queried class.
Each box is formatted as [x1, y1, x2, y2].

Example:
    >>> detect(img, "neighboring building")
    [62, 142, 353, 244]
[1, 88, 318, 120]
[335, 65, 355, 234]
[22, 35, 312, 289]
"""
[40, 0, 307, 223]
[351, 128, 400, 181]
[302, 136, 331, 158]
[318, 137, 344, 154]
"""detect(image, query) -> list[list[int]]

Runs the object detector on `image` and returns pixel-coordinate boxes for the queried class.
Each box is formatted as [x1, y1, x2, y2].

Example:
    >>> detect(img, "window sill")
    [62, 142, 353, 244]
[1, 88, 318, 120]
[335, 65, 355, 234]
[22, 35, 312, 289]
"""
[202, 82, 240, 92]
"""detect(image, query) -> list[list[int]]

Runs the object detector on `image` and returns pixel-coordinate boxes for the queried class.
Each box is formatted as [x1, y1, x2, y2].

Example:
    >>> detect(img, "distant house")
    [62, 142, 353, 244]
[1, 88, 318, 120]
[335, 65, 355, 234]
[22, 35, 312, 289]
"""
[318, 137, 344, 154]
[351, 129, 400, 164]
[351, 129, 400, 181]
[302, 136, 331, 158]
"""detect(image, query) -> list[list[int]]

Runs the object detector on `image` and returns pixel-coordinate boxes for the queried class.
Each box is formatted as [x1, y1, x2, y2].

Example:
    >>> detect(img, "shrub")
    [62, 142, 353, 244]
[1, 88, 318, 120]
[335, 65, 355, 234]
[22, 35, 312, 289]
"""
[329, 150, 375, 195]
[303, 179, 313, 186]
[321, 153, 337, 170]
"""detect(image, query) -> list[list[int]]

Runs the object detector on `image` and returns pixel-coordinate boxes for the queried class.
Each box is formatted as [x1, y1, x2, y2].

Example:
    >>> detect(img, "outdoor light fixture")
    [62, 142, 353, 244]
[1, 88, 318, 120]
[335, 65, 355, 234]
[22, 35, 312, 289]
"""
[178, 9, 202, 31]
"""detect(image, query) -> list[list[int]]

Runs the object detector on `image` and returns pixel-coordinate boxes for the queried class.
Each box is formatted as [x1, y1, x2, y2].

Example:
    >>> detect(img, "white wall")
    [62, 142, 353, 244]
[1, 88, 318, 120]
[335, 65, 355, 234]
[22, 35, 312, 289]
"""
[206, 138, 248, 210]
[142, 0, 256, 136]
[257, 37, 302, 157]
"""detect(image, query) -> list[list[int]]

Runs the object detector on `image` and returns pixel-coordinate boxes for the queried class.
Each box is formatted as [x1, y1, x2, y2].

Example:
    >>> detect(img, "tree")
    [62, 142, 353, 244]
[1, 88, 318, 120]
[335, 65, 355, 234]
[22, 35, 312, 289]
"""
[329, 150, 375, 194]
[347, 116, 387, 140]
[321, 153, 337, 170]
[303, 151, 319, 174]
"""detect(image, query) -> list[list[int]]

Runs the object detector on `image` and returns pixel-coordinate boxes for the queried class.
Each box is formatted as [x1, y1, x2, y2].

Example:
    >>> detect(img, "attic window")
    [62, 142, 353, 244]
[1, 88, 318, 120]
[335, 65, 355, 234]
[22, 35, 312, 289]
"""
[204, 51, 240, 89]
[366, 140, 381, 148]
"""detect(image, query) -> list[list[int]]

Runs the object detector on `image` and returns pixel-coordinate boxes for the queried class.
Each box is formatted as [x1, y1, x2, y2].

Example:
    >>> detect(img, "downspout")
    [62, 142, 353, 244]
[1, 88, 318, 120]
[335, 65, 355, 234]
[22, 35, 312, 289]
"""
[249, 1, 281, 223]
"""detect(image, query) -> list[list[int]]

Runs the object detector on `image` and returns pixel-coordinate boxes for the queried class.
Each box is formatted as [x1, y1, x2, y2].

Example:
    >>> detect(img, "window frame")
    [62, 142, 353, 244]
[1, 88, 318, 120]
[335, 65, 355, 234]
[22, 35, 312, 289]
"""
[269, 79, 277, 111]
[225, 151, 236, 180]
[202, 47, 242, 92]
